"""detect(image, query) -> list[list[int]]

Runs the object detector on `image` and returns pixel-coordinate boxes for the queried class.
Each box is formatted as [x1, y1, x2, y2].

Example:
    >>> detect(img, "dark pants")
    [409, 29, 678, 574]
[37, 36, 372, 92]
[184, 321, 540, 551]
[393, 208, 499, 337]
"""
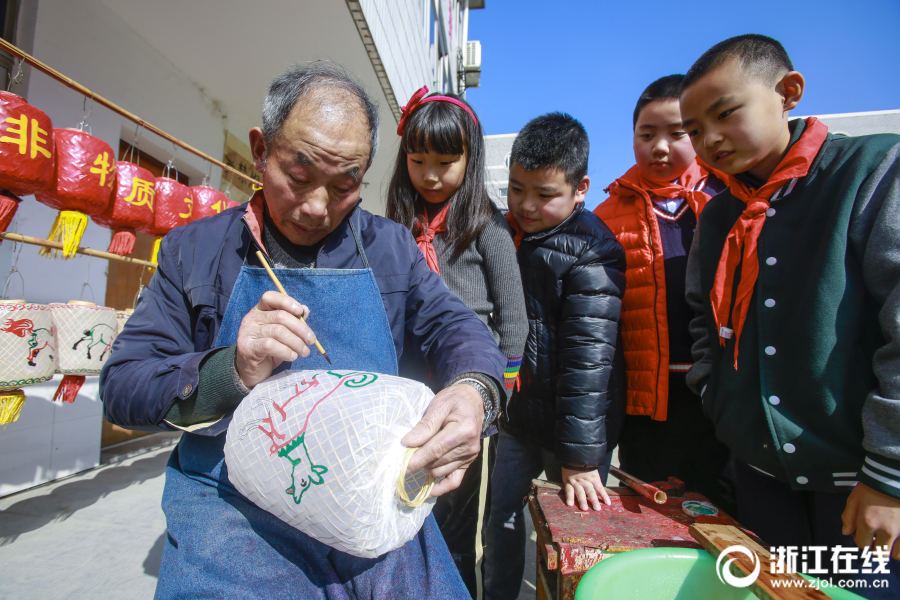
[483, 428, 613, 600]
[736, 461, 900, 599]
[618, 372, 737, 516]
[433, 435, 498, 599]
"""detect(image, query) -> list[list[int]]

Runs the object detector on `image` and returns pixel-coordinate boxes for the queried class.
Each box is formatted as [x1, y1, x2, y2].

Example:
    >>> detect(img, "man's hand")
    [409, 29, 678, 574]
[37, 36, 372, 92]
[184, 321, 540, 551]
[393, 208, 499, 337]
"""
[234, 291, 317, 388]
[561, 467, 611, 511]
[842, 482, 900, 560]
[401, 383, 485, 497]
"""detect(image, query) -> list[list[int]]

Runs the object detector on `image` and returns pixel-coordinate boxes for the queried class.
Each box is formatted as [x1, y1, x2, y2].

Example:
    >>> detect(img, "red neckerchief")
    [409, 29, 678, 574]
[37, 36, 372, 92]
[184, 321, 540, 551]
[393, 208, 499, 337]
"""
[607, 160, 714, 218]
[415, 202, 452, 273]
[505, 212, 524, 250]
[711, 117, 829, 369]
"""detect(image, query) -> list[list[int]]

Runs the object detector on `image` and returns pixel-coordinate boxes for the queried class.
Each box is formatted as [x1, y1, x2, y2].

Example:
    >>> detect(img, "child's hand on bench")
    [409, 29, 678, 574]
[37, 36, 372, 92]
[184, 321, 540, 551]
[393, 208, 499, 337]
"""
[561, 467, 611, 511]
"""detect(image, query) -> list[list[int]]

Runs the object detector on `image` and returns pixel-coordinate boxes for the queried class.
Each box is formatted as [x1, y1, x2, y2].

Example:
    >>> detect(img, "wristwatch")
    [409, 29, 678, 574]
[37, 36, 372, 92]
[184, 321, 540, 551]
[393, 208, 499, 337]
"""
[455, 377, 495, 431]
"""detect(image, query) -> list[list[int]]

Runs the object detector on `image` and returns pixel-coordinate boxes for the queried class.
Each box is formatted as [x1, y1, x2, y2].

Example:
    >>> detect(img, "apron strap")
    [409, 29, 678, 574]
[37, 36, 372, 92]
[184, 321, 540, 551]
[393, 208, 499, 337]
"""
[348, 213, 371, 270]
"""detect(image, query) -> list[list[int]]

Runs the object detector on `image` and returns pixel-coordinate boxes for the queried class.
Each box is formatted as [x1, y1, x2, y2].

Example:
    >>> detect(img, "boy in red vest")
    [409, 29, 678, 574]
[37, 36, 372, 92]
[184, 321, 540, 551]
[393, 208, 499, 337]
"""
[594, 74, 734, 514]
[681, 34, 900, 593]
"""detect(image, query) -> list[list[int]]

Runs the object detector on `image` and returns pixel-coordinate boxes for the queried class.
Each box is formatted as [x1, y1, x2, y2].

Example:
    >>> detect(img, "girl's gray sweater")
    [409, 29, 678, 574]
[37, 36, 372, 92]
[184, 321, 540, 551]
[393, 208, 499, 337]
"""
[431, 211, 528, 361]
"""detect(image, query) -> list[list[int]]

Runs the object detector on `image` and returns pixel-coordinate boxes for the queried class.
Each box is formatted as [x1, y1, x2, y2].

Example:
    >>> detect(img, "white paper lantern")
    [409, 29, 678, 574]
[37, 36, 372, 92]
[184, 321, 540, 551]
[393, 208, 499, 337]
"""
[116, 308, 133, 334]
[225, 370, 437, 558]
[49, 301, 117, 403]
[0, 301, 57, 425]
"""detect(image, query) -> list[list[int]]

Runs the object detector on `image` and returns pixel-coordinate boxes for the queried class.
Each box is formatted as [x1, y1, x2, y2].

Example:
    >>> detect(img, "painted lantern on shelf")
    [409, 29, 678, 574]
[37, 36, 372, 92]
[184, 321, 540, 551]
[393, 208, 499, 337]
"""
[92, 162, 155, 256]
[191, 185, 238, 221]
[0, 301, 57, 426]
[49, 301, 117, 403]
[0, 91, 55, 234]
[34, 128, 116, 259]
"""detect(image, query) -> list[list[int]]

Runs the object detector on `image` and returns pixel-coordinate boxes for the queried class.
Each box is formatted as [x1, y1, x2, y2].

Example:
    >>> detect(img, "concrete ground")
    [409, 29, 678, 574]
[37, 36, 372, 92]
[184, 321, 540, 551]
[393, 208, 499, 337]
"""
[0, 441, 568, 600]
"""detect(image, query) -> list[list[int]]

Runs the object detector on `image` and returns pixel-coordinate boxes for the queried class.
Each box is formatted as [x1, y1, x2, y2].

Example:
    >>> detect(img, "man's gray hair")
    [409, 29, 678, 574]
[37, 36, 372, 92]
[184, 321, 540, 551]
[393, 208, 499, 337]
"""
[261, 62, 381, 169]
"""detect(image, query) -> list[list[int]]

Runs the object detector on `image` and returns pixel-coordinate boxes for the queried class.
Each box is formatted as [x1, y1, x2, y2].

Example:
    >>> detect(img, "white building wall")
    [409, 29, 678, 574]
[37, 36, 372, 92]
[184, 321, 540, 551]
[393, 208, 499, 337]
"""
[359, 0, 431, 106]
[0, 0, 238, 497]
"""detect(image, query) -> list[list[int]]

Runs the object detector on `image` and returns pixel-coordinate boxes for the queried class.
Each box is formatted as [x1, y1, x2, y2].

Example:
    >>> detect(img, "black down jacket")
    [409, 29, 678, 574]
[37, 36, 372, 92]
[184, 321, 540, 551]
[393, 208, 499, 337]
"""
[503, 203, 626, 470]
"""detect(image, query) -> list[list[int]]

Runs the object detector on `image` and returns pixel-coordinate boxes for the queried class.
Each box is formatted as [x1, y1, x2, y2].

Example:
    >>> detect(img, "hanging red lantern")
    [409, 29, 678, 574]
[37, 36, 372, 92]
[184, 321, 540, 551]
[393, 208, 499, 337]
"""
[0, 91, 55, 233]
[191, 185, 238, 221]
[92, 161, 155, 255]
[34, 128, 115, 258]
[142, 176, 192, 264]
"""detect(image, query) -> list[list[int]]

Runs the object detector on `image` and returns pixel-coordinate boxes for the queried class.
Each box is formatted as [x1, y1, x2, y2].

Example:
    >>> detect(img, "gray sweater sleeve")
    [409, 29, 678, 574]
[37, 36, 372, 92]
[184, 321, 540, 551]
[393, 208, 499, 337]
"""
[477, 213, 529, 360]
[850, 143, 900, 491]
[685, 221, 713, 397]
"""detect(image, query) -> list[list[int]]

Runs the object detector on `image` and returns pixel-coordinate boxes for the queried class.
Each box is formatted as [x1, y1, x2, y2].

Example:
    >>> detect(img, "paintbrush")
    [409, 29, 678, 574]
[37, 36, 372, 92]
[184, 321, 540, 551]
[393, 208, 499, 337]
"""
[255, 250, 332, 364]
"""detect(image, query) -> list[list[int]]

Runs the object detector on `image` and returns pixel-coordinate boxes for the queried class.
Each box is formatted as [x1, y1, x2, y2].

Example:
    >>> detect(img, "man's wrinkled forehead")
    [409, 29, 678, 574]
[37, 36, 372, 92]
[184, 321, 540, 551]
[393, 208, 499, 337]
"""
[276, 89, 370, 169]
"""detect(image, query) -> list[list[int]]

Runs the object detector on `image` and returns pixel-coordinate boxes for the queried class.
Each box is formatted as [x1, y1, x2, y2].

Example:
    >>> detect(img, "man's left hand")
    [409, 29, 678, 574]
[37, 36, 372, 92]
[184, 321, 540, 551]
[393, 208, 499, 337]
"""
[402, 383, 485, 497]
[842, 482, 900, 559]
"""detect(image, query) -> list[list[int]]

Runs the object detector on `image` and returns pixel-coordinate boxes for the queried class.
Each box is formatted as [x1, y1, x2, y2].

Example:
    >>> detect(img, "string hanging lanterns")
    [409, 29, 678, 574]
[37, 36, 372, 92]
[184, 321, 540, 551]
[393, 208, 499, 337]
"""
[34, 128, 116, 258]
[0, 91, 55, 233]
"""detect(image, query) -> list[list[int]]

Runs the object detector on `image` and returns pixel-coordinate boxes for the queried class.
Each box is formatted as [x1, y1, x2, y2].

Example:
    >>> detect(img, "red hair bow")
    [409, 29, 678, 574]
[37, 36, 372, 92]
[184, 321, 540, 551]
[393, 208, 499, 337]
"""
[397, 85, 478, 136]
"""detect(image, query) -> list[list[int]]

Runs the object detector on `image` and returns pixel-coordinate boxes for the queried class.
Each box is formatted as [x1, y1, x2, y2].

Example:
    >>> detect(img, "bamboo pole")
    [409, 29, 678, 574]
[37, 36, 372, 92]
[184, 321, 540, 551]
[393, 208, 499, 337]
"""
[0, 38, 259, 189]
[610, 466, 667, 504]
[0, 232, 157, 268]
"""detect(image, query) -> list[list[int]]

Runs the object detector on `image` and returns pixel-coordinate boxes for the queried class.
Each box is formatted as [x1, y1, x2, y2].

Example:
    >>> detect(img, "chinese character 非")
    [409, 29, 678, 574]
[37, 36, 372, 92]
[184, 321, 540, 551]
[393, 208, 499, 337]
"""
[0, 114, 52, 159]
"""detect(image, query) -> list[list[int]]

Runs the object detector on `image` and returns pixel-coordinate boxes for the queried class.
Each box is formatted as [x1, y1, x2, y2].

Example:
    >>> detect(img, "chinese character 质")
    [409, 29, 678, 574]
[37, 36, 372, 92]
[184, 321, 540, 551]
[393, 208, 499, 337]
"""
[123, 177, 155, 210]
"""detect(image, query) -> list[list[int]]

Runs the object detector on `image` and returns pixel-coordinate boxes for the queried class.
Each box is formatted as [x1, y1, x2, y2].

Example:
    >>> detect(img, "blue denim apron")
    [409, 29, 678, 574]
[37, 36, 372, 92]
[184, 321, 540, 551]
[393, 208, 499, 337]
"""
[155, 220, 468, 600]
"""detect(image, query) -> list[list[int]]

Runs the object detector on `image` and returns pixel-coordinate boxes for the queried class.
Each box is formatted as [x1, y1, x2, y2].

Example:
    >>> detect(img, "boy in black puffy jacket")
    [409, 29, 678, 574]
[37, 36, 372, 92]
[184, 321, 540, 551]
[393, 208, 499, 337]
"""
[484, 113, 626, 600]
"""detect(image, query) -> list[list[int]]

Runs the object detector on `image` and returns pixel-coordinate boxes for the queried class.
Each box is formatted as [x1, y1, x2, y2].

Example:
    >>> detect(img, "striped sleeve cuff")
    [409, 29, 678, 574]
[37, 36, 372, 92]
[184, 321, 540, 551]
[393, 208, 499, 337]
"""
[859, 454, 900, 500]
[504, 356, 522, 391]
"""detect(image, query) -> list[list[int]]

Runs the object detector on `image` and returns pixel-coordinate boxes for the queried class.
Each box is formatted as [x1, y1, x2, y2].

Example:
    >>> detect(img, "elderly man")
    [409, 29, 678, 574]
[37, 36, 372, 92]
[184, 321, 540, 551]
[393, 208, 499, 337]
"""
[100, 63, 506, 599]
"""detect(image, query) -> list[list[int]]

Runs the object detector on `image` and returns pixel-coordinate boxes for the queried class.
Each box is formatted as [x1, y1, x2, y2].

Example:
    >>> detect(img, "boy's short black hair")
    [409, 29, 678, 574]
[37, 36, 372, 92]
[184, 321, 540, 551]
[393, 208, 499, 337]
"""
[633, 74, 684, 128]
[510, 112, 589, 190]
[683, 34, 794, 91]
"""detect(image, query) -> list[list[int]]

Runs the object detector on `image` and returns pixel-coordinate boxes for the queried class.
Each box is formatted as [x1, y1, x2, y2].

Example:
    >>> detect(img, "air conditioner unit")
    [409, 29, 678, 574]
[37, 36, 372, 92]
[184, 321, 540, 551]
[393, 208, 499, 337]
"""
[465, 40, 481, 88]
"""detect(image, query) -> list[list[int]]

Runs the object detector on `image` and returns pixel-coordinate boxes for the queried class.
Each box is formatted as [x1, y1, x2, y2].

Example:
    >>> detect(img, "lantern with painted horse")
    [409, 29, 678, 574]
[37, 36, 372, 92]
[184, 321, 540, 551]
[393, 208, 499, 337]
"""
[0, 92, 55, 233]
[34, 128, 116, 258]
[116, 308, 133, 334]
[141, 173, 191, 264]
[0, 301, 57, 425]
[49, 301, 117, 403]
[191, 185, 238, 221]
[92, 162, 155, 256]
[224, 370, 438, 558]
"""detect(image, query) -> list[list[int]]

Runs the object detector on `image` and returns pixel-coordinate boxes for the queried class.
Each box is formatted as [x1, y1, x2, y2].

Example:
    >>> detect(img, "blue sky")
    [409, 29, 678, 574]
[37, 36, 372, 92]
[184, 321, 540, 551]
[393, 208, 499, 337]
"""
[464, 0, 900, 210]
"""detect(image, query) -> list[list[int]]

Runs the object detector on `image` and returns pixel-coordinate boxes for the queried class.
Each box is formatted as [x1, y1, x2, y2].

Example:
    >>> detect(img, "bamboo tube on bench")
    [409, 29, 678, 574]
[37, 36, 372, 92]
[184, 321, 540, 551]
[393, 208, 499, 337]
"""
[610, 466, 667, 504]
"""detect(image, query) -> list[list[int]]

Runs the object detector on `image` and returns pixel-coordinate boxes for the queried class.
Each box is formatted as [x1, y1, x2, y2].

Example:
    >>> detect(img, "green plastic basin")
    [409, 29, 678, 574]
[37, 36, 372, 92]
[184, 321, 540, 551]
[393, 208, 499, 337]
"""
[573, 547, 866, 600]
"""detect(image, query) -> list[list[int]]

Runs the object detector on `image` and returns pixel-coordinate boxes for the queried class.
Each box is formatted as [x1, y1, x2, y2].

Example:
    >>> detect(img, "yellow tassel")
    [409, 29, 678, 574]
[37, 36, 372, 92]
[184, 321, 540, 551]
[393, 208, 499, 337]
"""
[0, 390, 26, 427]
[149, 236, 162, 271]
[40, 210, 88, 259]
